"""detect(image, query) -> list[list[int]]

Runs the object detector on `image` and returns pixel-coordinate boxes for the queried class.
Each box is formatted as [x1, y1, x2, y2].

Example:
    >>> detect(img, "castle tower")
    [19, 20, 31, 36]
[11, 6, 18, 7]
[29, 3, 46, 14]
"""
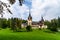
[39, 16, 44, 27]
[27, 9, 32, 26]
[41, 16, 44, 23]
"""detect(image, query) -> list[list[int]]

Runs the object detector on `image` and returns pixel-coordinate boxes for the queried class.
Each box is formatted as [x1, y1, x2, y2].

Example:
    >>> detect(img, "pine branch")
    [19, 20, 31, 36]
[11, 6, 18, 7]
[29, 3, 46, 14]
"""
[8, 0, 16, 5]
[19, 0, 24, 6]
[7, 8, 12, 14]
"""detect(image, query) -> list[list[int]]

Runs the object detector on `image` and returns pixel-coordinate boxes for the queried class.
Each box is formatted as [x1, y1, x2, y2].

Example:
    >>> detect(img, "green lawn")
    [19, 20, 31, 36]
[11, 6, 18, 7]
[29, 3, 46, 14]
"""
[0, 29, 60, 40]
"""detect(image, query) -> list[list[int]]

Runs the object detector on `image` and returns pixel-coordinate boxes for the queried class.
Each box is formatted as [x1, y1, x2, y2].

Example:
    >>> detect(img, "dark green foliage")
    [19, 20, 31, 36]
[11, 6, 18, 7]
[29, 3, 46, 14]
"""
[15, 18, 22, 31]
[0, 18, 8, 29]
[10, 18, 15, 30]
[0, 18, 2, 28]
[10, 18, 18, 31]
[57, 17, 60, 28]
[7, 0, 24, 6]
[26, 25, 32, 32]
[8, 0, 16, 5]
[44, 19, 58, 32]
[19, 0, 24, 6]
[44, 20, 51, 29]
[2, 19, 8, 29]
[50, 19, 58, 32]
[0, 18, 26, 31]
[9, 18, 22, 31]
[0, 17, 60, 32]
[17, 19, 22, 29]
[22, 20, 27, 23]
[7, 19, 11, 28]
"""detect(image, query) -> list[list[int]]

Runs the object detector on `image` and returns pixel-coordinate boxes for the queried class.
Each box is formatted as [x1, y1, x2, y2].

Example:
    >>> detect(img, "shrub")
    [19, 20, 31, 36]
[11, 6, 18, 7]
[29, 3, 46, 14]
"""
[50, 26, 58, 32]
[26, 25, 32, 32]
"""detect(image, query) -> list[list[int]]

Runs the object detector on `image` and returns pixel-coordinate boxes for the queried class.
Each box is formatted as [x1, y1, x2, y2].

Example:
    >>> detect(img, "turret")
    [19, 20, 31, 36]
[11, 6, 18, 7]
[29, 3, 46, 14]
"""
[28, 13, 32, 20]
[39, 16, 44, 26]
[27, 9, 32, 25]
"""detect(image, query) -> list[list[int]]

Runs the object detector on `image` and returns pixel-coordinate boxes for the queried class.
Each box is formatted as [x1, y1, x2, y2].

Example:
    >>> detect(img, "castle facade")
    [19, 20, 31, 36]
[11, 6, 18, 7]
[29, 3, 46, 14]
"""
[22, 10, 47, 29]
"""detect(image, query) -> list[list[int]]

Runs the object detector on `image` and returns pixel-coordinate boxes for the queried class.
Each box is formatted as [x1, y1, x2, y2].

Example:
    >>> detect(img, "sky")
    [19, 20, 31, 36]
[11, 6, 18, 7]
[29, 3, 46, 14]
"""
[0, 0, 60, 21]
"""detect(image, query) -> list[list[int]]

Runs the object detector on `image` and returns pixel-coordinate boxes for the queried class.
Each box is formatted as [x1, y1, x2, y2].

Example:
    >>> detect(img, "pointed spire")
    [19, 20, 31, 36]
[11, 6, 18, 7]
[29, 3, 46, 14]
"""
[29, 8, 31, 16]
[41, 16, 44, 22]
[28, 8, 32, 20]
[29, 12, 31, 17]
[29, 8, 31, 17]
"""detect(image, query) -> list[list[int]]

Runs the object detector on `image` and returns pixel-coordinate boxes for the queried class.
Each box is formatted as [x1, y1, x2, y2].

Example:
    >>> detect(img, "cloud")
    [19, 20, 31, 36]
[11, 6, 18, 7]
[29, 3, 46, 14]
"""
[31, 0, 60, 21]
[1, 0, 29, 19]
[1, 0, 60, 21]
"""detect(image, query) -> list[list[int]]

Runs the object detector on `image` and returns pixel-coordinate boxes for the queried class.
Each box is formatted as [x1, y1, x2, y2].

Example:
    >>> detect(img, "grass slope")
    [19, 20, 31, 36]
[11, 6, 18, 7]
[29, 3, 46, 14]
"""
[0, 29, 60, 40]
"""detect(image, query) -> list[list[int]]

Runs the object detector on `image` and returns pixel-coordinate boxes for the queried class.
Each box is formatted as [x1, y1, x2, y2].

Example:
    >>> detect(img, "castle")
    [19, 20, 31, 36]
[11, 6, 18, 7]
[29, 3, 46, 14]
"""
[22, 10, 47, 29]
